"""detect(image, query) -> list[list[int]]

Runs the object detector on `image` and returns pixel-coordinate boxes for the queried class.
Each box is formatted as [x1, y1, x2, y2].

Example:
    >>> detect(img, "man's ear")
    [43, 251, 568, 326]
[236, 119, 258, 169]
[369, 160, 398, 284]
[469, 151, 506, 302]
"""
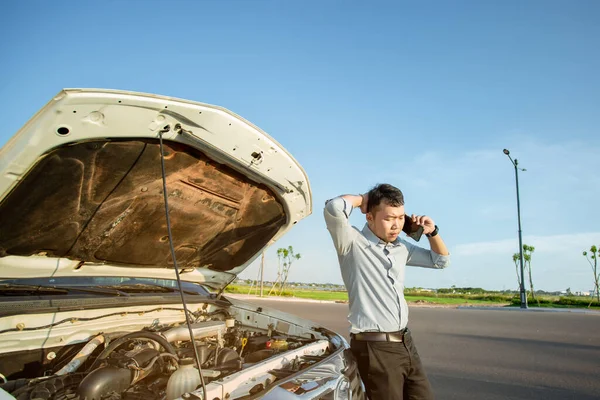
[366, 211, 373, 223]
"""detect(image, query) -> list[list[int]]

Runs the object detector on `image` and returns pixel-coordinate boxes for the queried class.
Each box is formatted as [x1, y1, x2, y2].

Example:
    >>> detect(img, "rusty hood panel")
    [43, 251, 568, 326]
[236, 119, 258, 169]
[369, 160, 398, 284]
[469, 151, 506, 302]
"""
[0, 89, 312, 290]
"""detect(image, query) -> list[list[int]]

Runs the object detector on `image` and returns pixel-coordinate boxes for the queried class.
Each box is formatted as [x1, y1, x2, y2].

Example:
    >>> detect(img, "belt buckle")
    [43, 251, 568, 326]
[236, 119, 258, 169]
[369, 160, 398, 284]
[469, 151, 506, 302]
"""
[387, 330, 405, 342]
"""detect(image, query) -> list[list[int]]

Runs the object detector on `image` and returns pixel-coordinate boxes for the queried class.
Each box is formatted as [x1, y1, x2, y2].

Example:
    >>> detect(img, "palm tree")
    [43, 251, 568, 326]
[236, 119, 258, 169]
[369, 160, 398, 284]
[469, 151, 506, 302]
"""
[512, 253, 520, 289]
[267, 246, 301, 296]
[279, 246, 301, 295]
[267, 248, 285, 296]
[523, 245, 539, 306]
[583, 245, 600, 307]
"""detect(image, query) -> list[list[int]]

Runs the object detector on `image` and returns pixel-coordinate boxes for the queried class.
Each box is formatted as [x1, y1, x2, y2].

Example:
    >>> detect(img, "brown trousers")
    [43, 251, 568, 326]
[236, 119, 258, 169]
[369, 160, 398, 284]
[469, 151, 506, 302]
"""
[350, 330, 434, 400]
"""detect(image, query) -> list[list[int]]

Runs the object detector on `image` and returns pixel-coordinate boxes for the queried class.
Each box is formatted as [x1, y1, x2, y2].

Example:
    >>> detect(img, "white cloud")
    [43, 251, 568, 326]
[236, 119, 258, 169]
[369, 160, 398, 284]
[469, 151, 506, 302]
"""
[454, 232, 600, 257]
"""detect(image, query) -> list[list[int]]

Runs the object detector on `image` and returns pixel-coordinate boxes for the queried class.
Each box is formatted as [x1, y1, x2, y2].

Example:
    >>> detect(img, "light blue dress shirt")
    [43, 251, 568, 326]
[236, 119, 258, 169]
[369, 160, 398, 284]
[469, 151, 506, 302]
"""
[324, 197, 450, 333]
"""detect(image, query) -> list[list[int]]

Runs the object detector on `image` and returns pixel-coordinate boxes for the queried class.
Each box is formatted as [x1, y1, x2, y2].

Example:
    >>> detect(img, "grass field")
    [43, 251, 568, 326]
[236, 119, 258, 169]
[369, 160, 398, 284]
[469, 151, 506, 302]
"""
[289, 290, 348, 301]
[224, 285, 507, 305]
[225, 284, 600, 309]
[404, 295, 508, 305]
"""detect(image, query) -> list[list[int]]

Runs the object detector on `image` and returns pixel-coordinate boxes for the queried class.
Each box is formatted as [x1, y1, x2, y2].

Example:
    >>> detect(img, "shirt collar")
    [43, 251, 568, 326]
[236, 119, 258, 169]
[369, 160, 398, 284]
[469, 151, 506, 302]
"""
[361, 223, 401, 247]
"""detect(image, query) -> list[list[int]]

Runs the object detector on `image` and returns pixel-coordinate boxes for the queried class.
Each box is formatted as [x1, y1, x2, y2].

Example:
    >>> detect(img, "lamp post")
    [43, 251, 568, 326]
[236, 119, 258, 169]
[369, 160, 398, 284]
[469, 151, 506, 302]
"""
[503, 149, 528, 309]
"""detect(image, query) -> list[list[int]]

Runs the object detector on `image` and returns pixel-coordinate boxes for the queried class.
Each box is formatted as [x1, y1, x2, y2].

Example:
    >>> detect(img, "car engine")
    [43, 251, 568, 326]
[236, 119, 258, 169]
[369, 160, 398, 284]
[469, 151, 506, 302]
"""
[0, 303, 334, 400]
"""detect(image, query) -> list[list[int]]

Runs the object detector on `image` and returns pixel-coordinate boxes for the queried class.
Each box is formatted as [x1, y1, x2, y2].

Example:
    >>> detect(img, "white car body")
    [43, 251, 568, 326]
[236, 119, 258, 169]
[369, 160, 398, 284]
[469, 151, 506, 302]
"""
[0, 89, 364, 400]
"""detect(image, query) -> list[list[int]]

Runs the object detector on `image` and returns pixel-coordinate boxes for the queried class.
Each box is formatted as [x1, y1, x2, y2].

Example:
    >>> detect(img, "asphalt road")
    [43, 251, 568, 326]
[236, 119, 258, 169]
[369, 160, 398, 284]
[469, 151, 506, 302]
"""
[232, 297, 600, 400]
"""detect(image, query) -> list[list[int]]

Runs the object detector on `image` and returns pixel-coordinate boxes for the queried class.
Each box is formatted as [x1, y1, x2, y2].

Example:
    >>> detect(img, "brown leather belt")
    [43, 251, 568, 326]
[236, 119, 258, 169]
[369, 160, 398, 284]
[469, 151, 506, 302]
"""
[351, 329, 408, 342]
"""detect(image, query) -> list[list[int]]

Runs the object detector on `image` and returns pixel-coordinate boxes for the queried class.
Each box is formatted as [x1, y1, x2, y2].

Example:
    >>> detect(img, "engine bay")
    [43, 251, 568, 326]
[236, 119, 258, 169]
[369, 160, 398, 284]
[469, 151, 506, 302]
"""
[0, 301, 336, 400]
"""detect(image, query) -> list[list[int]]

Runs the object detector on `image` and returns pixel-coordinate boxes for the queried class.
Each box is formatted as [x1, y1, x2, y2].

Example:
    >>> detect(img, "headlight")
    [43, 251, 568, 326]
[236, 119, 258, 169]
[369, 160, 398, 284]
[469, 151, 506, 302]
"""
[333, 376, 351, 400]
[261, 375, 350, 400]
[319, 376, 351, 400]
[261, 350, 354, 400]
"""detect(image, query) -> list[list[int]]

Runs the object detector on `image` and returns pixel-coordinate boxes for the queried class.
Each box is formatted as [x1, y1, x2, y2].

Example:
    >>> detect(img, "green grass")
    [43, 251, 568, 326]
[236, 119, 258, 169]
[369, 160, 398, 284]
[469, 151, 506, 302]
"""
[225, 285, 600, 309]
[289, 290, 349, 301]
[510, 296, 600, 309]
[225, 285, 507, 305]
[226, 285, 350, 301]
[404, 295, 508, 305]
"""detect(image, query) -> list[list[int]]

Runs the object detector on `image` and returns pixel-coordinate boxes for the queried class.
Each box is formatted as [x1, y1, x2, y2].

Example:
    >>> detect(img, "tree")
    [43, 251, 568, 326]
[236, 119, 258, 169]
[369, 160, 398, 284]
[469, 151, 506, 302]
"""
[267, 246, 301, 296]
[583, 245, 600, 307]
[512, 253, 521, 289]
[523, 244, 539, 306]
[278, 246, 301, 295]
[267, 248, 284, 296]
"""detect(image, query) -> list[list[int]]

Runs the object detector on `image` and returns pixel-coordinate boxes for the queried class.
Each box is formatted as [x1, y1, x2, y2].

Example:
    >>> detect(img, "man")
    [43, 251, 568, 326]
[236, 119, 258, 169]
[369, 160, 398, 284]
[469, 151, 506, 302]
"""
[324, 183, 450, 400]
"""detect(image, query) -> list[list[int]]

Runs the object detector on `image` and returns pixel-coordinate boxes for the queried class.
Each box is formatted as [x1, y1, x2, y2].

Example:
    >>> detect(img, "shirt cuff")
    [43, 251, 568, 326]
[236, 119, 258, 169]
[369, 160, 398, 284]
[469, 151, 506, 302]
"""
[431, 252, 451, 269]
[342, 198, 353, 218]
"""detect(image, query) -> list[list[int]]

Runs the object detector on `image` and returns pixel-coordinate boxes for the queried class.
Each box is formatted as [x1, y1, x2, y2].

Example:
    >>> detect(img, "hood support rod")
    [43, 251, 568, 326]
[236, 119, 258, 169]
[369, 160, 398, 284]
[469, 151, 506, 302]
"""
[158, 125, 207, 400]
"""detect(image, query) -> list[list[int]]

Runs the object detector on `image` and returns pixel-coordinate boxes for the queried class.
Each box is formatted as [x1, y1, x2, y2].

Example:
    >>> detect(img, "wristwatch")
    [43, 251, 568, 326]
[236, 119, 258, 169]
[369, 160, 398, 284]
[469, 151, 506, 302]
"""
[426, 225, 439, 238]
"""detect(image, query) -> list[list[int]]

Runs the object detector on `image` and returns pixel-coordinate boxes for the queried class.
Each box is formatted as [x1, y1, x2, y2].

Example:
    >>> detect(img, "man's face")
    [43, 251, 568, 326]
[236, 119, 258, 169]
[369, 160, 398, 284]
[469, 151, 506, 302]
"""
[367, 202, 405, 243]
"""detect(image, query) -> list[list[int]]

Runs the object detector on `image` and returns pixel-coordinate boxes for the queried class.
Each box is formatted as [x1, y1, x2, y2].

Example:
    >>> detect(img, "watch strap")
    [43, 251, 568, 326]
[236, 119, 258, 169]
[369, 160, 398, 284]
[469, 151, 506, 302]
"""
[426, 225, 439, 238]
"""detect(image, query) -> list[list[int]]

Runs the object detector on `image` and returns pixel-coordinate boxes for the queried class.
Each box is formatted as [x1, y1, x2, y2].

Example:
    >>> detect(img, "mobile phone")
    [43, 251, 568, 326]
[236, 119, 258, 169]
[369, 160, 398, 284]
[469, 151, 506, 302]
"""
[403, 214, 424, 242]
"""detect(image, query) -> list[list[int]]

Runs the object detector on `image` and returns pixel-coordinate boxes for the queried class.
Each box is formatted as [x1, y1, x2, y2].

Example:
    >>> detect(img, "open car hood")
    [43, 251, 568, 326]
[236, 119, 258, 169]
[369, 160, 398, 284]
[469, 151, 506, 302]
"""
[0, 89, 311, 291]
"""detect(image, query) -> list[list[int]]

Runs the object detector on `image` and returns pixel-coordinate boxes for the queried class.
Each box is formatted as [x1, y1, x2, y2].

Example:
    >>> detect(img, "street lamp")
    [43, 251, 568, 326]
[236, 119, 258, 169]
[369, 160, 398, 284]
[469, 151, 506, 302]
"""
[503, 149, 528, 309]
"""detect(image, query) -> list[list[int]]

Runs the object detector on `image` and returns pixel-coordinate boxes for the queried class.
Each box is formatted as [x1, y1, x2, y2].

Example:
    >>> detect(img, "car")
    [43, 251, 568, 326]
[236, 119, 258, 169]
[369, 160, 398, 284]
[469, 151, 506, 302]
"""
[0, 89, 365, 400]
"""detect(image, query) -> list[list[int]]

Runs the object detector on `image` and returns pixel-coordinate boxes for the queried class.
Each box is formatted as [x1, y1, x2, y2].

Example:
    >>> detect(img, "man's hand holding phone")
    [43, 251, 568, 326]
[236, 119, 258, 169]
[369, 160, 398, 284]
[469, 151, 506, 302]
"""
[403, 214, 436, 241]
[411, 214, 436, 235]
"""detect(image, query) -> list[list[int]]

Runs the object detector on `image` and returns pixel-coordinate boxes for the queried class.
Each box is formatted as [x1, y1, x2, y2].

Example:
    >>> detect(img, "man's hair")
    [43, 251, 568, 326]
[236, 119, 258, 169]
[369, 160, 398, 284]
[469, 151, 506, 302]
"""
[367, 183, 405, 213]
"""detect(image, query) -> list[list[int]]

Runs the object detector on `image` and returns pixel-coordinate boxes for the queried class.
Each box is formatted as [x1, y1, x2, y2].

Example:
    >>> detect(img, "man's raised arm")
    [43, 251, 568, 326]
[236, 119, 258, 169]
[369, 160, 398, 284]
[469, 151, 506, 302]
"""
[323, 194, 366, 255]
[405, 215, 451, 269]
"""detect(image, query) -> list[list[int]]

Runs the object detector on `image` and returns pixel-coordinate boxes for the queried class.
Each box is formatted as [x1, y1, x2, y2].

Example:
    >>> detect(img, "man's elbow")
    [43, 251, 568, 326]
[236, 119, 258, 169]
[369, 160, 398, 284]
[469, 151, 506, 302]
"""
[323, 204, 338, 225]
[324, 197, 345, 219]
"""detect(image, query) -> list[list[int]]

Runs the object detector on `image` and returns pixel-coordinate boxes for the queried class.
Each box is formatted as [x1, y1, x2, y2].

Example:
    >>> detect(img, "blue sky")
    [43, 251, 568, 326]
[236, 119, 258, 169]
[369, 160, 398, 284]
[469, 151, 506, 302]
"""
[2, 1, 599, 292]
